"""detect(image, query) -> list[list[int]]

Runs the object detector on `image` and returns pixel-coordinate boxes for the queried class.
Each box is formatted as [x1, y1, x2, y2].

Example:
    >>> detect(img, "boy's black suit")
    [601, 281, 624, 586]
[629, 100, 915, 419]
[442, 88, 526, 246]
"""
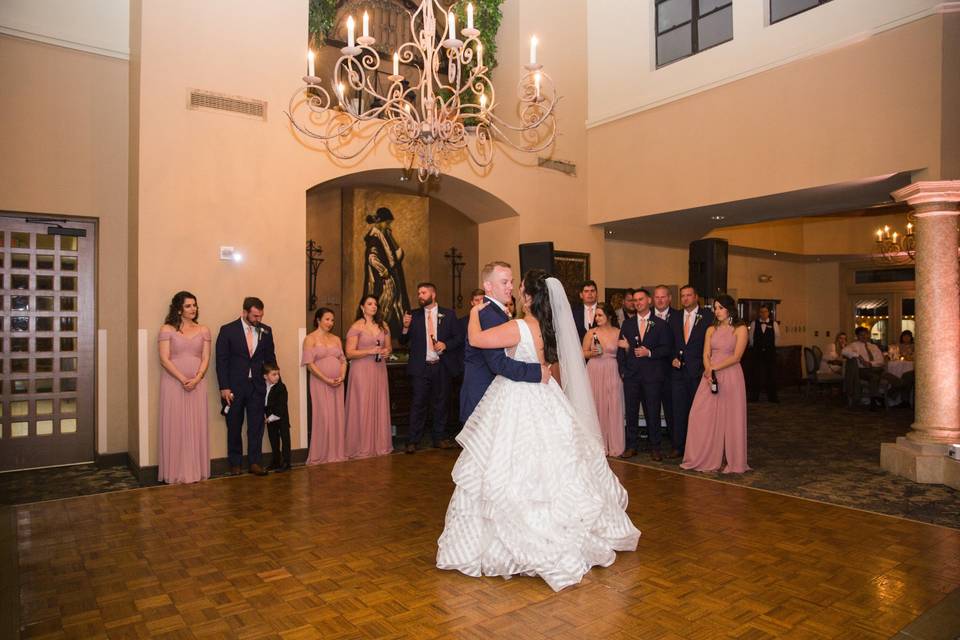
[265, 379, 291, 468]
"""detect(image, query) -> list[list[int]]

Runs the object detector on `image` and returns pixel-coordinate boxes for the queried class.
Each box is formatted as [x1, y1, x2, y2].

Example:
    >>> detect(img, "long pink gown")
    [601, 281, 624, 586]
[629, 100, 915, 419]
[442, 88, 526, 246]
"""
[587, 331, 625, 457]
[344, 326, 393, 459]
[681, 325, 750, 474]
[302, 341, 347, 464]
[157, 328, 210, 484]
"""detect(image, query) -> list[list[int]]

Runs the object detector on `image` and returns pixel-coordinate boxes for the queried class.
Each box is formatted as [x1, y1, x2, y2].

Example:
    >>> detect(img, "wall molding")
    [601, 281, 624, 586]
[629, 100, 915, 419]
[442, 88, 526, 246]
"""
[588, 2, 960, 129]
[0, 26, 129, 60]
[137, 329, 149, 468]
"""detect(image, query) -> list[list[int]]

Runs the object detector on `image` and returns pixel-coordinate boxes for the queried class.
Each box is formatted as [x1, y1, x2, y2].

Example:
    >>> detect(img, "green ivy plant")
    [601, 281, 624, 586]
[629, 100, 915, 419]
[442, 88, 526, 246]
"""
[309, 0, 504, 69]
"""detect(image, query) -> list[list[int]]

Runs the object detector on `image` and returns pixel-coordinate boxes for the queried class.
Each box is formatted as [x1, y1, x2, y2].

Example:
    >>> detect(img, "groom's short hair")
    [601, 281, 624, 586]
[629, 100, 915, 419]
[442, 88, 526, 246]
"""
[481, 261, 511, 283]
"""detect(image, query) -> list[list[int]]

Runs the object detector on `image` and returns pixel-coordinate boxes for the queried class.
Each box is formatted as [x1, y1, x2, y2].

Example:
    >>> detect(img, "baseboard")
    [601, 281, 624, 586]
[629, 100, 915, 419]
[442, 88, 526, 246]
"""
[127, 449, 309, 484]
[95, 451, 129, 469]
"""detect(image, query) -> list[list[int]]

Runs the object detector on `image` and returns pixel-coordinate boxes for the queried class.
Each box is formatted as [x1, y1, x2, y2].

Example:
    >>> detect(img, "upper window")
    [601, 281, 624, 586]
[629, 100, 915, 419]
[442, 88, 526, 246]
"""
[656, 0, 733, 68]
[770, 0, 833, 24]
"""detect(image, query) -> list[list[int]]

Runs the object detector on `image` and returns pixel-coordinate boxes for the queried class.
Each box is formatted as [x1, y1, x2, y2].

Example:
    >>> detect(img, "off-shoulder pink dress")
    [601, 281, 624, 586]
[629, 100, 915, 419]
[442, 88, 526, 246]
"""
[302, 341, 347, 464]
[158, 327, 210, 484]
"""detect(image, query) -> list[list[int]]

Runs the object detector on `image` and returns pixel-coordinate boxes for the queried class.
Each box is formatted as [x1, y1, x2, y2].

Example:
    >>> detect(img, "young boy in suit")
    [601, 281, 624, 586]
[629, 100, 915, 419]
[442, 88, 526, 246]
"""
[263, 363, 291, 472]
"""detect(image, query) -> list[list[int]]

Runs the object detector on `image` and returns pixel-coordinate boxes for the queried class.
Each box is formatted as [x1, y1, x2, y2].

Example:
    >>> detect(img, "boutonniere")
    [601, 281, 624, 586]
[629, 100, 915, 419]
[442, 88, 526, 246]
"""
[437, 313, 445, 322]
[694, 314, 703, 326]
[259, 328, 270, 336]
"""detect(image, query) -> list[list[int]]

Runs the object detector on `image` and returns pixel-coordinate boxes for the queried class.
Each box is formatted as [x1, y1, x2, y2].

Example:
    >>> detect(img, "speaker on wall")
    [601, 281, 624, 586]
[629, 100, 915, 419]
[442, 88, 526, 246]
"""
[688, 238, 728, 301]
[519, 242, 555, 275]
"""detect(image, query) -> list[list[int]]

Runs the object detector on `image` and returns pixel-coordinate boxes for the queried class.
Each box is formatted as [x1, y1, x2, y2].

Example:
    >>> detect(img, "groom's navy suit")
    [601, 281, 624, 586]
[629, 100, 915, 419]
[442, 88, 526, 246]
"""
[215, 319, 277, 467]
[460, 297, 541, 422]
[617, 313, 673, 453]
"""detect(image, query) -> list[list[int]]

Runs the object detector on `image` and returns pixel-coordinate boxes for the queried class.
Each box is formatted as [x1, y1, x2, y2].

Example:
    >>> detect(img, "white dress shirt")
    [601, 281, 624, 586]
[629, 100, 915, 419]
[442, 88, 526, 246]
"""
[748, 319, 781, 346]
[583, 303, 597, 330]
[682, 306, 700, 343]
[241, 317, 259, 377]
[265, 381, 280, 422]
[424, 304, 439, 362]
[842, 341, 885, 368]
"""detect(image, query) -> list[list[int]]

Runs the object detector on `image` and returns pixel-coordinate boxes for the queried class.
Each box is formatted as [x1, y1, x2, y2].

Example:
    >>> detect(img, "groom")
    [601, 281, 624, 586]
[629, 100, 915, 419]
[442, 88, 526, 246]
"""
[460, 261, 551, 422]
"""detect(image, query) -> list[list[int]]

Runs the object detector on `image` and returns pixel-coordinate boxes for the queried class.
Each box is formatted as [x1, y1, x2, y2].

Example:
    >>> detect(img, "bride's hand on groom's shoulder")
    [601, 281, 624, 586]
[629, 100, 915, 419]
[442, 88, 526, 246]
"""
[471, 301, 490, 316]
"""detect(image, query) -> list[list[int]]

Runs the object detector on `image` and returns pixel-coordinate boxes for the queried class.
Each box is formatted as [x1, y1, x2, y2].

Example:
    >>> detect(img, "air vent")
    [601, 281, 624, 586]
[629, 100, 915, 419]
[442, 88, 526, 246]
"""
[187, 89, 267, 120]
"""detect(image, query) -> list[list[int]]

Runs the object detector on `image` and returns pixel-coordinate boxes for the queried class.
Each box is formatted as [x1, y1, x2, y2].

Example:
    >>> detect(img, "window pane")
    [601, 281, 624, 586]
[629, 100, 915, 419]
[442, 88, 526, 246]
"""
[12, 380, 29, 394]
[36, 275, 53, 290]
[771, 0, 821, 23]
[60, 357, 77, 372]
[36, 379, 54, 393]
[36, 296, 55, 311]
[61, 256, 77, 271]
[61, 418, 77, 434]
[36, 234, 55, 250]
[699, 5, 732, 50]
[59, 378, 77, 392]
[36, 254, 54, 270]
[35, 337, 53, 352]
[60, 276, 77, 291]
[700, 0, 731, 14]
[12, 274, 29, 289]
[59, 317, 76, 332]
[60, 337, 76, 352]
[657, 0, 691, 33]
[36, 317, 54, 332]
[11, 338, 29, 352]
[61, 236, 78, 251]
[37, 420, 53, 436]
[36, 358, 53, 372]
[12, 422, 29, 437]
[60, 297, 76, 311]
[11, 316, 29, 332]
[36, 399, 53, 414]
[0, 231, 4, 247]
[12, 295, 30, 311]
[61, 398, 77, 414]
[12, 253, 30, 269]
[11, 359, 30, 373]
[657, 23, 692, 66]
[11, 401, 29, 417]
[11, 232, 31, 248]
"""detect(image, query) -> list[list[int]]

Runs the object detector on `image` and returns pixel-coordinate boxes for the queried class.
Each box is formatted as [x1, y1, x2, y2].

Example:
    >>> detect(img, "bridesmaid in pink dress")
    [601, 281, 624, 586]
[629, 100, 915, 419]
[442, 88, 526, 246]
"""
[344, 295, 393, 458]
[157, 291, 211, 484]
[302, 307, 348, 464]
[681, 294, 750, 474]
[582, 303, 625, 457]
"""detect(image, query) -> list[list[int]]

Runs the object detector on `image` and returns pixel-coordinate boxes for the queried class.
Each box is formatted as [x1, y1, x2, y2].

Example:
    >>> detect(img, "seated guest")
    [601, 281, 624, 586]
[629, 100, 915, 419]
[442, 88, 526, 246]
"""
[302, 307, 347, 465]
[891, 330, 915, 361]
[582, 303, 624, 457]
[820, 331, 848, 375]
[841, 327, 888, 410]
[345, 295, 393, 458]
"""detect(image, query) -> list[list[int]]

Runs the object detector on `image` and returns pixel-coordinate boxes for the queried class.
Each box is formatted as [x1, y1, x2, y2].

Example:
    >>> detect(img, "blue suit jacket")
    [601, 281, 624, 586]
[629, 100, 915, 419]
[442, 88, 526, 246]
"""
[460, 297, 541, 421]
[399, 306, 463, 377]
[215, 318, 277, 394]
[616, 313, 673, 383]
[672, 307, 715, 378]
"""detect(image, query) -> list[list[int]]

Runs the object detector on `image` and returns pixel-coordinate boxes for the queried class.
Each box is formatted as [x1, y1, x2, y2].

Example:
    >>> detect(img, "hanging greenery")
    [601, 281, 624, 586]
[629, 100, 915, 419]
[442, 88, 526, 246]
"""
[308, 0, 505, 69]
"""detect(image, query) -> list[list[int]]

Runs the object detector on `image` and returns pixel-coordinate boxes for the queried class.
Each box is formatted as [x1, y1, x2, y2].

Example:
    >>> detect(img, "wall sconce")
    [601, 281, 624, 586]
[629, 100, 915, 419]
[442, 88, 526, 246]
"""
[219, 246, 244, 262]
[306, 240, 325, 310]
[758, 274, 773, 283]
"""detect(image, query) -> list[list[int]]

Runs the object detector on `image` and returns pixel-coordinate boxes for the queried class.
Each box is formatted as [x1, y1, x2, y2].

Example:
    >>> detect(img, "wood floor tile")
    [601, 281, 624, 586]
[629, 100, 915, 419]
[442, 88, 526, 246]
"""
[12, 452, 960, 638]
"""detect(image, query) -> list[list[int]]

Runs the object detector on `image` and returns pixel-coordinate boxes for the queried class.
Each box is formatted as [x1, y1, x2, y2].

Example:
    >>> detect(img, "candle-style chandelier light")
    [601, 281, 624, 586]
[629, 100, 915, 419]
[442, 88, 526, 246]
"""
[872, 217, 916, 264]
[286, 0, 558, 182]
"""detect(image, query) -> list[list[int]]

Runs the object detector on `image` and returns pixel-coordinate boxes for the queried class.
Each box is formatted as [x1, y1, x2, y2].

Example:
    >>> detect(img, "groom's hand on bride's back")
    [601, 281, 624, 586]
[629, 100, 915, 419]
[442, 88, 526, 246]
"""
[540, 364, 552, 384]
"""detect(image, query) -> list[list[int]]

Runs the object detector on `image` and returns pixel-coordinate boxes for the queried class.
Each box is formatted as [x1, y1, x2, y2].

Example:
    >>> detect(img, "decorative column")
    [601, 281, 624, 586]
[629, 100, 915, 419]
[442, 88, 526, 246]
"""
[881, 181, 960, 489]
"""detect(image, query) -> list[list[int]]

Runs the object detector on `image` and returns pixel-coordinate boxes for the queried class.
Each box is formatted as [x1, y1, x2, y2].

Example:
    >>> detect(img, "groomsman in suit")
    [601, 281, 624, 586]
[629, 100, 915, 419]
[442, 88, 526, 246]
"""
[216, 297, 277, 476]
[400, 283, 463, 453]
[617, 288, 673, 460]
[669, 284, 714, 457]
[571, 280, 599, 344]
[747, 304, 780, 403]
[652, 285, 678, 455]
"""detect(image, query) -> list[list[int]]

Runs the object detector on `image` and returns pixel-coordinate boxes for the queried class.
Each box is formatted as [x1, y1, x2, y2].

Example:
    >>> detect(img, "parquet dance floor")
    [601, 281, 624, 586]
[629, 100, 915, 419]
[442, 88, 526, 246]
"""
[12, 451, 960, 639]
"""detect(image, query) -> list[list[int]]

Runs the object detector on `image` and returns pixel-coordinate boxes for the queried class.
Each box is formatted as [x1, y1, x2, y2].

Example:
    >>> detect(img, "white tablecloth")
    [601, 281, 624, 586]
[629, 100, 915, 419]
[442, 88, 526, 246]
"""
[885, 360, 914, 379]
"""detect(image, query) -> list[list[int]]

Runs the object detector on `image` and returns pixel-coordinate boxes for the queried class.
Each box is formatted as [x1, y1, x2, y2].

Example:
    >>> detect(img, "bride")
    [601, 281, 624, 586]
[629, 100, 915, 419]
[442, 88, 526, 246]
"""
[436, 269, 640, 591]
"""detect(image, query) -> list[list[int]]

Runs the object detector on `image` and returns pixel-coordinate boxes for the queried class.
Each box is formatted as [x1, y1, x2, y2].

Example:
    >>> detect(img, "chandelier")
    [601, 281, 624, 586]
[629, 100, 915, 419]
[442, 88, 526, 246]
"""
[872, 217, 916, 264]
[286, 0, 558, 182]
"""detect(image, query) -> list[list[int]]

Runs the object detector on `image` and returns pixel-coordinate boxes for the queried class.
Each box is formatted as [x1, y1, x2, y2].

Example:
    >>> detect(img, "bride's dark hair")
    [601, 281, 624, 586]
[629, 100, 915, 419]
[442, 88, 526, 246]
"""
[522, 269, 558, 364]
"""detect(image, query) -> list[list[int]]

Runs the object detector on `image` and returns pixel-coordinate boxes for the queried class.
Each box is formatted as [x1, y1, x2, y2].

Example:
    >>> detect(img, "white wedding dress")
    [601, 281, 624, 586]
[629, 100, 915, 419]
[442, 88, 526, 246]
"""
[436, 318, 640, 591]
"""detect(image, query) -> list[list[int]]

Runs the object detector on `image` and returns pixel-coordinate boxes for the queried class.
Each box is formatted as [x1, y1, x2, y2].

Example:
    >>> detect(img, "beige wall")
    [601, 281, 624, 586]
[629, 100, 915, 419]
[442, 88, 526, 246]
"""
[0, 34, 130, 455]
[588, 15, 948, 223]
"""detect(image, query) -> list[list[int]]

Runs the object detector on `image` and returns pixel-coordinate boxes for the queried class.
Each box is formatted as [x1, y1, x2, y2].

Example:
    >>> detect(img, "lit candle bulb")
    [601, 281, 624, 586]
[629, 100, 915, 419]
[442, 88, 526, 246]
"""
[530, 35, 538, 65]
[338, 82, 344, 100]
[906, 222, 913, 235]
[347, 15, 355, 48]
[876, 229, 883, 242]
[467, 3, 474, 30]
[393, 51, 399, 76]
[534, 71, 541, 100]
[477, 42, 483, 67]
[362, 11, 369, 38]
[883, 225, 890, 238]
[307, 49, 315, 77]
[448, 11, 456, 40]
[892, 231, 898, 242]
[480, 93, 487, 110]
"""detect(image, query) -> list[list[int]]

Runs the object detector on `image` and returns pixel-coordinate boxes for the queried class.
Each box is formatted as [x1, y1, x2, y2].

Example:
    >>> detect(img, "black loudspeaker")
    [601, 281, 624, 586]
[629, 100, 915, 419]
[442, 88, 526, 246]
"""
[688, 239, 728, 300]
[519, 242, 555, 275]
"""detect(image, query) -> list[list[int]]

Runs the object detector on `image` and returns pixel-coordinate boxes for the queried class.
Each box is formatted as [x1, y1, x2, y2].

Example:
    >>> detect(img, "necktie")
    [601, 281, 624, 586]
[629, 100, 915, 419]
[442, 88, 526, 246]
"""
[684, 313, 693, 343]
[587, 306, 595, 328]
[639, 316, 647, 341]
[426, 308, 436, 360]
[246, 325, 254, 356]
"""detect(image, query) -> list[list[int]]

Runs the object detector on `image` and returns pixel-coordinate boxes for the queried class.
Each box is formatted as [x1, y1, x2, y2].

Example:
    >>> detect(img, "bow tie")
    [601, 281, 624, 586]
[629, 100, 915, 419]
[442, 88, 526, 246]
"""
[760, 320, 770, 325]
